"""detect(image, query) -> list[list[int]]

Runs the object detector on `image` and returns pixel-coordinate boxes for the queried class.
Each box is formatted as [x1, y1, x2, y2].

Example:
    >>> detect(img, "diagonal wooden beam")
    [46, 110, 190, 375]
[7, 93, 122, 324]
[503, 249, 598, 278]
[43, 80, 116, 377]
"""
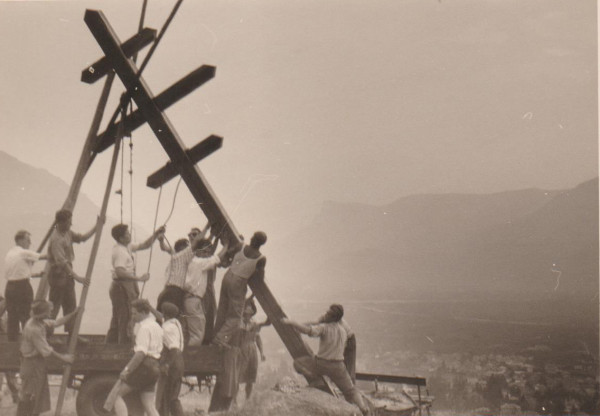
[85, 8, 332, 399]
[81, 27, 156, 84]
[93, 65, 216, 154]
[147, 135, 223, 189]
[85, 9, 240, 247]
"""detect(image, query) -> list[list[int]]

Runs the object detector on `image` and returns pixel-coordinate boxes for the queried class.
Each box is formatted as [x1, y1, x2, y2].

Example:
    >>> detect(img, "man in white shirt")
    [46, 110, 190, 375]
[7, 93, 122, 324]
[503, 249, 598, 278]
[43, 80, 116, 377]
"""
[183, 238, 228, 347]
[113, 299, 163, 416]
[156, 302, 185, 416]
[4, 230, 47, 341]
[107, 223, 164, 344]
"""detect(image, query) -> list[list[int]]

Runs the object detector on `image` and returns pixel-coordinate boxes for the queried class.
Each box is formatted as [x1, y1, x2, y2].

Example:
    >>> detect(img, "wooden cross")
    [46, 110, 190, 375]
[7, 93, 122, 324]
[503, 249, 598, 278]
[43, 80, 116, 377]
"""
[84, 7, 329, 391]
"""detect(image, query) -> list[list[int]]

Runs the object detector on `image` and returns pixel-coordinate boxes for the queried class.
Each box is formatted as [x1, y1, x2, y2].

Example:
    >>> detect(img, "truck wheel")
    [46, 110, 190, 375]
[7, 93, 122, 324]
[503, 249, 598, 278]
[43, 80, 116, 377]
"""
[76, 374, 144, 416]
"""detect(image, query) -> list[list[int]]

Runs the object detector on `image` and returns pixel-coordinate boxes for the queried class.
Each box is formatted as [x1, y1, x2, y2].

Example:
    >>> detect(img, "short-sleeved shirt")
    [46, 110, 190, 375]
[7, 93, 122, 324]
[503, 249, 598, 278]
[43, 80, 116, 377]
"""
[162, 318, 184, 351]
[308, 322, 348, 361]
[4, 246, 41, 281]
[339, 318, 354, 339]
[20, 318, 56, 358]
[112, 243, 135, 278]
[164, 247, 195, 288]
[184, 255, 220, 298]
[133, 315, 163, 359]
[48, 229, 84, 267]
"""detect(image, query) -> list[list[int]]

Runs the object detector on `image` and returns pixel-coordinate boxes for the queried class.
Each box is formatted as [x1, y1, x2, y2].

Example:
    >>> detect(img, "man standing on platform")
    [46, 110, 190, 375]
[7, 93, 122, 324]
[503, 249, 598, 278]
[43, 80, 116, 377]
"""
[212, 231, 267, 346]
[4, 230, 47, 341]
[47, 210, 94, 339]
[156, 238, 191, 314]
[183, 238, 228, 347]
[107, 224, 164, 344]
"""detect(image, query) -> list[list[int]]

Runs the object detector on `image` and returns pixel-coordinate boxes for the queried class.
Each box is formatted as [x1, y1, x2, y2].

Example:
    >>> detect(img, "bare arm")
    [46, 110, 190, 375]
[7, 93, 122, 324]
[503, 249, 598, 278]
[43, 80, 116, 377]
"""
[120, 351, 146, 380]
[80, 224, 97, 242]
[132, 226, 165, 252]
[158, 236, 174, 255]
[114, 267, 149, 282]
[256, 334, 265, 361]
[50, 350, 74, 364]
[281, 318, 312, 335]
[53, 307, 81, 328]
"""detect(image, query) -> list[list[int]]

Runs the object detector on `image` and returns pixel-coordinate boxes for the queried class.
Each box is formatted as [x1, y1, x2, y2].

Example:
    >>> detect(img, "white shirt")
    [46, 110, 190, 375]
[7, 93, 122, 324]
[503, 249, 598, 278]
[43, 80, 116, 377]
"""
[133, 315, 163, 359]
[112, 243, 135, 278]
[4, 246, 41, 281]
[162, 318, 184, 351]
[184, 255, 220, 298]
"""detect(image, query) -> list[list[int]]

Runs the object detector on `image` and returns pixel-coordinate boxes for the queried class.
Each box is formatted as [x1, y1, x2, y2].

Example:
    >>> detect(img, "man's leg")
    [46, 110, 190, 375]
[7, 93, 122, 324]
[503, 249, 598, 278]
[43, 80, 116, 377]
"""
[114, 382, 134, 416]
[63, 279, 77, 335]
[213, 276, 247, 346]
[213, 274, 231, 336]
[184, 296, 206, 347]
[5, 281, 22, 341]
[317, 359, 369, 415]
[344, 334, 357, 384]
[140, 390, 160, 416]
[107, 282, 120, 343]
[5, 372, 19, 403]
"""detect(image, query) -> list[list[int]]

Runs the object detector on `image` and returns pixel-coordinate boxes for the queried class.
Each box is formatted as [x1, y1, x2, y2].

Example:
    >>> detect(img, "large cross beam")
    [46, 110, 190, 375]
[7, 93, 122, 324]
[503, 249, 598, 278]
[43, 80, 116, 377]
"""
[93, 65, 216, 154]
[81, 27, 156, 84]
[84, 8, 328, 391]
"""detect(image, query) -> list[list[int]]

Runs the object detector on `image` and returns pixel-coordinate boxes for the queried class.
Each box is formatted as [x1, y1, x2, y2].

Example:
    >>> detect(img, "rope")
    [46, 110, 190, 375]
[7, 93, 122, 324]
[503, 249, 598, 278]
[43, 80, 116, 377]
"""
[163, 177, 183, 226]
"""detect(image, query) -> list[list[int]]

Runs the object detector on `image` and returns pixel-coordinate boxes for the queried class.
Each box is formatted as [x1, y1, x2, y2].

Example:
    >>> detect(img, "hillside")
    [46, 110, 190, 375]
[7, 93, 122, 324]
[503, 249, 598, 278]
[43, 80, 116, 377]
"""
[270, 178, 598, 301]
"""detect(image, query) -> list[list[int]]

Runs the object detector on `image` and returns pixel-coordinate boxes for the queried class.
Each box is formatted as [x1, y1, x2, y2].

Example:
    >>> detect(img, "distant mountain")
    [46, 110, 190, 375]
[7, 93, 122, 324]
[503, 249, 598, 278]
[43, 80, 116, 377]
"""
[269, 178, 598, 302]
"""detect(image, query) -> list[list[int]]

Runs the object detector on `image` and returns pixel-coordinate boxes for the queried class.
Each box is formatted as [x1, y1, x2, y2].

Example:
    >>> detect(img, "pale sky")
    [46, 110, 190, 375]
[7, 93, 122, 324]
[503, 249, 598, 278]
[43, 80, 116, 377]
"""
[0, 0, 596, 243]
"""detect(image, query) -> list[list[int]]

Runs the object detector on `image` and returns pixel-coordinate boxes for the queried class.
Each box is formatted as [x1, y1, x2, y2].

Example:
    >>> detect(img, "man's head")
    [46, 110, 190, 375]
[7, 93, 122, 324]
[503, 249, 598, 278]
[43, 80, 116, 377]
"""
[188, 227, 202, 243]
[14, 230, 32, 249]
[322, 304, 344, 323]
[249, 231, 267, 249]
[31, 300, 53, 320]
[55, 210, 73, 232]
[131, 299, 151, 323]
[193, 238, 213, 257]
[111, 224, 131, 245]
[161, 302, 179, 320]
[174, 239, 189, 253]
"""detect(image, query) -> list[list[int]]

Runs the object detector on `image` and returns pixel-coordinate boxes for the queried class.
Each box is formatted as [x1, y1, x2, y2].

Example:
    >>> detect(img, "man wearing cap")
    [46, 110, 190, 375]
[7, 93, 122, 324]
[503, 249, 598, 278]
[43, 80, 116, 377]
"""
[213, 231, 267, 346]
[113, 299, 163, 416]
[17, 300, 77, 416]
[106, 223, 165, 344]
[156, 302, 185, 416]
[183, 238, 229, 347]
[47, 209, 95, 338]
[281, 304, 370, 416]
[4, 230, 47, 341]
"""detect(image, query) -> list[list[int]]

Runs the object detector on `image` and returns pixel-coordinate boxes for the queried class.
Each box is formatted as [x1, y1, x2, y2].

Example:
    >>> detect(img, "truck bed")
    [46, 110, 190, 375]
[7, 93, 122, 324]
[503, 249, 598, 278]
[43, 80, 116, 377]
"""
[0, 334, 224, 376]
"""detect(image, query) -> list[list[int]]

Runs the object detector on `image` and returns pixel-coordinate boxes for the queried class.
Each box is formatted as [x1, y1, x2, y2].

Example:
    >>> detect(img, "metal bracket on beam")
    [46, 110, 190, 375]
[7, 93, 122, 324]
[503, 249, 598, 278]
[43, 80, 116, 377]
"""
[147, 135, 223, 189]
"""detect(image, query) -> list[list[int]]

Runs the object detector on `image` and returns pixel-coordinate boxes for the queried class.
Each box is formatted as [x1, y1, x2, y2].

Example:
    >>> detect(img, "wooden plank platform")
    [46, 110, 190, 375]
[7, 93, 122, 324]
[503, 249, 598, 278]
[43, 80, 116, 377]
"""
[0, 334, 223, 375]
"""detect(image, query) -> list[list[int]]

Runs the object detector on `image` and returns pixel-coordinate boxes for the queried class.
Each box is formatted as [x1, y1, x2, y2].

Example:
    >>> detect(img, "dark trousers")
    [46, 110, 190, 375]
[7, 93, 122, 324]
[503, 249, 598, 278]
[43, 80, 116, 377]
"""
[315, 357, 367, 414]
[156, 349, 184, 416]
[106, 281, 134, 344]
[344, 334, 357, 384]
[5, 279, 34, 341]
[48, 278, 76, 334]
[213, 273, 247, 346]
[202, 270, 217, 344]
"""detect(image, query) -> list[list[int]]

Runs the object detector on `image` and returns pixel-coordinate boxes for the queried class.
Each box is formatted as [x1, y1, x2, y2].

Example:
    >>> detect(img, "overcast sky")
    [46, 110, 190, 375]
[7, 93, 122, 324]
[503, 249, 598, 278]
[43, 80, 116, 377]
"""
[0, 0, 596, 243]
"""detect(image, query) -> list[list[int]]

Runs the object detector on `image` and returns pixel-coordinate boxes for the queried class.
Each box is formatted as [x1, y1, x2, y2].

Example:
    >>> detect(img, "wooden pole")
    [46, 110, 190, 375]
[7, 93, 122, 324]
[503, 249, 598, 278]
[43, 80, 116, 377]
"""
[54, 118, 123, 416]
[36, 72, 115, 300]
